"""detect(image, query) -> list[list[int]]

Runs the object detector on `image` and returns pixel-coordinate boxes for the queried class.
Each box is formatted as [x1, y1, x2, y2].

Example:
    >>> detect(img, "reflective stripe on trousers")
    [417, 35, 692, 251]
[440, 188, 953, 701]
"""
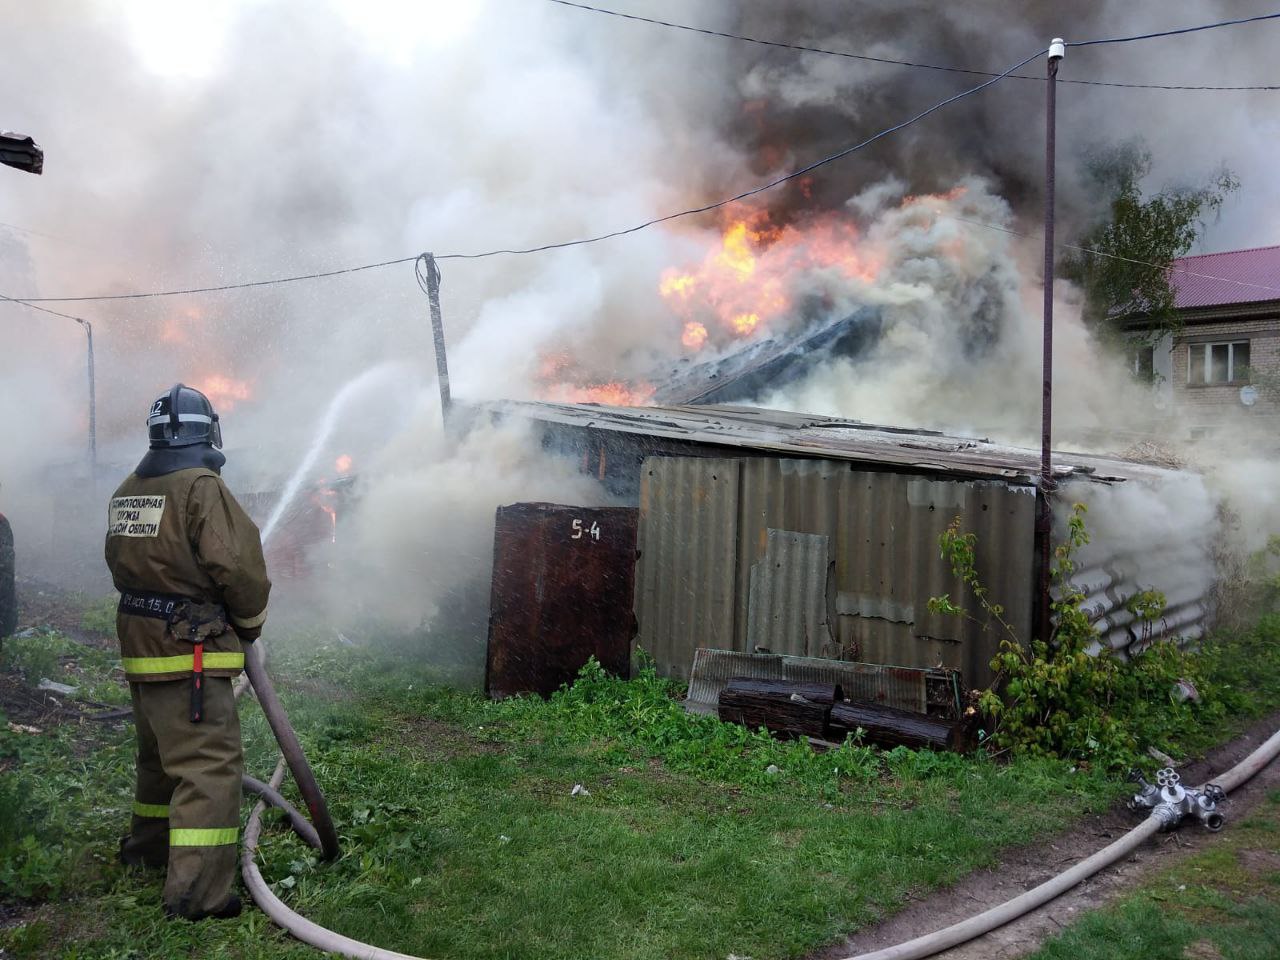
[121, 652, 244, 675]
[133, 801, 170, 818]
[169, 827, 239, 847]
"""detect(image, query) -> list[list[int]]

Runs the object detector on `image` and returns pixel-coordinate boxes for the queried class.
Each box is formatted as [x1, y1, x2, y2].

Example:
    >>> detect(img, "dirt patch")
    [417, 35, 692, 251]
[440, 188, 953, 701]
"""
[817, 709, 1280, 960]
[0, 670, 80, 728]
[0, 899, 44, 931]
[1183, 941, 1226, 960]
[1237, 848, 1280, 875]
[12, 578, 115, 650]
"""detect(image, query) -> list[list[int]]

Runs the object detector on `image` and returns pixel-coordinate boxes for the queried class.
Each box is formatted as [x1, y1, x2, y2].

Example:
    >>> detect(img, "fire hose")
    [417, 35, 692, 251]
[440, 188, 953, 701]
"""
[233, 662, 1280, 960]
[94, 642, 1280, 958]
[240, 644, 340, 862]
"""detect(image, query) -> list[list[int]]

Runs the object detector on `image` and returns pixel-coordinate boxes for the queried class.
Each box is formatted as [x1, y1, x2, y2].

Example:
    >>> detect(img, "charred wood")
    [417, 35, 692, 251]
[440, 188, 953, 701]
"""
[827, 699, 957, 751]
[717, 679, 841, 739]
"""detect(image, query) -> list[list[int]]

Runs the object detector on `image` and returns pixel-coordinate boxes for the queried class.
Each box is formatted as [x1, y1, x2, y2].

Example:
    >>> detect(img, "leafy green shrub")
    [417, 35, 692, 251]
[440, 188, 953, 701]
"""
[0, 746, 81, 899]
[932, 505, 1218, 772]
[0, 631, 72, 684]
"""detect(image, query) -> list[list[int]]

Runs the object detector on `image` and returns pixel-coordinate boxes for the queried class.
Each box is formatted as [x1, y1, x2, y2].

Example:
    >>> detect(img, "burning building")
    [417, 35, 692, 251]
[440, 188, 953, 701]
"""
[474, 399, 1214, 696]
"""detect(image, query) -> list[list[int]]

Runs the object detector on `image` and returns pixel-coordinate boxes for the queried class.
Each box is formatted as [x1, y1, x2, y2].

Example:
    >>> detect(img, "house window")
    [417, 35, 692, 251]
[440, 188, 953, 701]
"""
[1131, 345, 1155, 381]
[1188, 341, 1250, 384]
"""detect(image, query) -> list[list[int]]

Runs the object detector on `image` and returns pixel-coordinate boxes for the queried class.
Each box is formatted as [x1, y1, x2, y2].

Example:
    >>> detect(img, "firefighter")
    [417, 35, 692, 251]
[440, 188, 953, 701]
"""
[104, 384, 271, 920]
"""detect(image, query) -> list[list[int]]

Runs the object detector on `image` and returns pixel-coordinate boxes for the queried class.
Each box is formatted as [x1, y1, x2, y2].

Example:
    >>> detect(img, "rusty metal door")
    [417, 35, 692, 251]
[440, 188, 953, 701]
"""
[485, 502, 638, 699]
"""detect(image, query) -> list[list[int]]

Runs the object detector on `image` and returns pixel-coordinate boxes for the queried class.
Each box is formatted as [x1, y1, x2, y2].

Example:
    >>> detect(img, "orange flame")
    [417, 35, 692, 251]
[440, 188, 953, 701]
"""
[681, 321, 709, 350]
[191, 374, 253, 411]
[314, 491, 337, 543]
[659, 207, 878, 351]
[334, 454, 353, 474]
[160, 307, 203, 344]
[534, 352, 654, 406]
[542, 381, 655, 406]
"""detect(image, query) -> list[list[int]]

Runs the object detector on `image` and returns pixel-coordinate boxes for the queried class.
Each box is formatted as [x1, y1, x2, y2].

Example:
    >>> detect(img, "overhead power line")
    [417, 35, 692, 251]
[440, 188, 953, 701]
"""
[19, 45, 1049, 299]
[10, 255, 419, 303]
[18, 10, 1280, 303]
[1065, 11, 1280, 47]
[0, 292, 93, 327]
[542, 0, 1280, 91]
[433, 47, 1047, 260]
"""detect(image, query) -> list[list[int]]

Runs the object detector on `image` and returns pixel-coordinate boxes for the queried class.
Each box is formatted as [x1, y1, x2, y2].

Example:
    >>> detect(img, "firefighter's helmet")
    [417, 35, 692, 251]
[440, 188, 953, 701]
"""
[146, 384, 222, 449]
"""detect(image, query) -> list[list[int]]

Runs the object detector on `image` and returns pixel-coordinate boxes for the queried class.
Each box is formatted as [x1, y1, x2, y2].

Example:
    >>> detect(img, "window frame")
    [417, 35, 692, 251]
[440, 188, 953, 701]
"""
[1131, 344, 1156, 380]
[1186, 339, 1251, 386]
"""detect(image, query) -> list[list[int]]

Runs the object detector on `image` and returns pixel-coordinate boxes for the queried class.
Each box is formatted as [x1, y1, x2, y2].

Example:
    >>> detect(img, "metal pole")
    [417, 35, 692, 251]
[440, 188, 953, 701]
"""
[83, 319, 97, 473]
[418, 253, 452, 425]
[1036, 39, 1065, 645]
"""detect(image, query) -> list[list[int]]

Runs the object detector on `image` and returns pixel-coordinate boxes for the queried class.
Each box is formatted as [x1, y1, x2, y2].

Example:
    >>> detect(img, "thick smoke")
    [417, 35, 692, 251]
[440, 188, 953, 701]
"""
[321, 410, 612, 680]
[2, 0, 1278, 643]
[724, 1, 1280, 246]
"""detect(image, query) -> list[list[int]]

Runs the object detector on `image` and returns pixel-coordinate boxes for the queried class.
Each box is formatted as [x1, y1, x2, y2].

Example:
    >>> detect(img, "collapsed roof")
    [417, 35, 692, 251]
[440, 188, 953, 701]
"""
[651, 305, 883, 405]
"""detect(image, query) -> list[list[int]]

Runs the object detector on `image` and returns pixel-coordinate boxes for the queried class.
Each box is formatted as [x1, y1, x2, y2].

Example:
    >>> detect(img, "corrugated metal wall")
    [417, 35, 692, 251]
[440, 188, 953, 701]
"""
[636, 455, 1036, 688]
[745, 529, 835, 657]
[635, 458, 741, 680]
[1059, 477, 1216, 660]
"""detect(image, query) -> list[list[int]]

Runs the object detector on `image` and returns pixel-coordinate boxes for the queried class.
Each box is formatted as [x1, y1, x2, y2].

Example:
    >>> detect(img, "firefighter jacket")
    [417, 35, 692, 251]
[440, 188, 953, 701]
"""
[105, 466, 271, 683]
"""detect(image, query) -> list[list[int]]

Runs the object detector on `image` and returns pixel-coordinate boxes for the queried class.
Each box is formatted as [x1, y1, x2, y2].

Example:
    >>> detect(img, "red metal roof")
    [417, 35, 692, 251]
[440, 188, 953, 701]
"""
[1171, 244, 1280, 309]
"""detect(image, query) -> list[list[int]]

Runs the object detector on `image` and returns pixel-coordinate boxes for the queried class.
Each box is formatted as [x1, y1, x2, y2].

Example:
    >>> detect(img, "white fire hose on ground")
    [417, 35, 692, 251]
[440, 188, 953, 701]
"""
[235, 661, 1280, 960]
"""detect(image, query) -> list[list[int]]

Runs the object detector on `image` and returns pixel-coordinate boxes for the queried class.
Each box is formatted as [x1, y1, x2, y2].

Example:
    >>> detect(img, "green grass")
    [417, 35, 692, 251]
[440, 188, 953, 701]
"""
[0, 628, 130, 708]
[1026, 791, 1280, 960]
[2, 610, 1280, 960]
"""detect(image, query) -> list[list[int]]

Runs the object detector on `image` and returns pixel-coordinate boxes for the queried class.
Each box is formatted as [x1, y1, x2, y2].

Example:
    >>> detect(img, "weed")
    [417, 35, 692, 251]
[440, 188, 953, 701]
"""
[932, 507, 1280, 772]
[79, 596, 119, 636]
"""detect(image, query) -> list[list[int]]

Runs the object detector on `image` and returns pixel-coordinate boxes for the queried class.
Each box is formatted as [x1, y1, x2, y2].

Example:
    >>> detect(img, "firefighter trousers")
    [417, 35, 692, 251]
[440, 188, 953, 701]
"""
[121, 676, 243, 917]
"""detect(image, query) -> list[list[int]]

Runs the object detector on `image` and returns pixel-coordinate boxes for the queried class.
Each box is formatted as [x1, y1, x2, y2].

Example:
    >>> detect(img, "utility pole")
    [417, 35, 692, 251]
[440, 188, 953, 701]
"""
[83, 319, 97, 473]
[417, 253, 452, 426]
[1036, 38, 1065, 646]
[0, 291, 96, 474]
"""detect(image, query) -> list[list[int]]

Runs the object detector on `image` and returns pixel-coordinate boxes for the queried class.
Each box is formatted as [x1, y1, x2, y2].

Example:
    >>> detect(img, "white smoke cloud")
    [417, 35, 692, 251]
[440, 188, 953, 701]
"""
[3, 0, 1279, 630]
[752, 178, 1147, 441]
[319, 409, 611, 675]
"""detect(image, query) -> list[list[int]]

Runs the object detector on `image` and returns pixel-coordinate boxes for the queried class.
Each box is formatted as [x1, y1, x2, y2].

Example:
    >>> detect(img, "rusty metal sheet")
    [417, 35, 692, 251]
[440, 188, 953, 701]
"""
[485, 399, 1182, 487]
[485, 502, 638, 699]
[684, 648, 961, 718]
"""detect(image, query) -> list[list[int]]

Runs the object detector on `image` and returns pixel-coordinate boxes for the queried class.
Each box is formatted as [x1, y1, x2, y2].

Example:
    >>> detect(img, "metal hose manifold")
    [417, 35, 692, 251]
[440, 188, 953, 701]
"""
[1127, 767, 1227, 832]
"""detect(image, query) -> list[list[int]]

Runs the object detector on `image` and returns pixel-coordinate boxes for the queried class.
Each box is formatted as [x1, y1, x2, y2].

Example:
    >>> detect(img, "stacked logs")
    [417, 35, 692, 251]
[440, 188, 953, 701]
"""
[716, 678, 958, 751]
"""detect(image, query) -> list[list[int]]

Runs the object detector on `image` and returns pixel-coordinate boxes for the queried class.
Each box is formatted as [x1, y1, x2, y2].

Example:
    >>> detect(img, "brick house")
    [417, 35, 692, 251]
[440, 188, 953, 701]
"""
[1128, 245, 1280, 441]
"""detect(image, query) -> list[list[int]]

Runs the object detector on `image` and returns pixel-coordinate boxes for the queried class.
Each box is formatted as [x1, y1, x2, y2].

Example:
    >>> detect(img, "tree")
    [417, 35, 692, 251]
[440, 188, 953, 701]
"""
[1061, 141, 1238, 342]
